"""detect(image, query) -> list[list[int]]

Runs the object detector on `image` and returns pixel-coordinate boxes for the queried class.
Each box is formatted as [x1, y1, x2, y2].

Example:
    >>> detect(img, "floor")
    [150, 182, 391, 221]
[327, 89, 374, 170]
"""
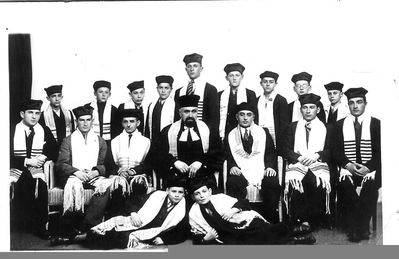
[10, 203, 383, 251]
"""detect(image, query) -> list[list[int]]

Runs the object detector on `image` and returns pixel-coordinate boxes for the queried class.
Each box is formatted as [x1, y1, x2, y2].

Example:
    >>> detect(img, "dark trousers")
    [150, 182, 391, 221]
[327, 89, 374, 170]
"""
[226, 174, 281, 223]
[11, 169, 48, 231]
[288, 171, 328, 226]
[337, 175, 378, 235]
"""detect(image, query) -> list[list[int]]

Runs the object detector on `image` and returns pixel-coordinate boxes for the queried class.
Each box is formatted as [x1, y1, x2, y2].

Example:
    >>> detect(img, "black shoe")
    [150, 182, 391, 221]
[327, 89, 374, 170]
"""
[292, 233, 316, 245]
[50, 236, 72, 246]
[292, 223, 312, 236]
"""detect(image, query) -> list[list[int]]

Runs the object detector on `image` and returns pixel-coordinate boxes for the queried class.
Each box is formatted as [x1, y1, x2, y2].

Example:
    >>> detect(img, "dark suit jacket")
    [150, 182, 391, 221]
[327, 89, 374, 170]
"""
[55, 132, 108, 187]
[174, 82, 220, 134]
[288, 100, 326, 124]
[255, 93, 289, 153]
[85, 102, 120, 139]
[218, 88, 258, 140]
[226, 127, 277, 173]
[331, 117, 381, 187]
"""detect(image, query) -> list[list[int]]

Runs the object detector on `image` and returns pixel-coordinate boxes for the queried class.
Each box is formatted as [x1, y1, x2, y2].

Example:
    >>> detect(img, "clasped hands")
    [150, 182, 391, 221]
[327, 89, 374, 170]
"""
[174, 160, 202, 178]
[297, 153, 320, 166]
[230, 166, 276, 177]
[73, 169, 99, 182]
[26, 154, 47, 168]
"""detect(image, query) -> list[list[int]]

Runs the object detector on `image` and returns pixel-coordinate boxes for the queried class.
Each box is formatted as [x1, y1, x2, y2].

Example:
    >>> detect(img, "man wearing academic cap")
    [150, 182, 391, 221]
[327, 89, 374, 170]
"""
[281, 93, 331, 237]
[144, 75, 177, 142]
[323, 81, 350, 125]
[10, 99, 58, 239]
[256, 70, 290, 153]
[152, 94, 223, 188]
[118, 80, 147, 134]
[174, 53, 220, 135]
[55, 105, 110, 237]
[85, 80, 119, 143]
[225, 102, 280, 223]
[288, 72, 326, 123]
[39, 85, 75, 151]
[218, 63, 257, 141]
[332, 87, 381, 242]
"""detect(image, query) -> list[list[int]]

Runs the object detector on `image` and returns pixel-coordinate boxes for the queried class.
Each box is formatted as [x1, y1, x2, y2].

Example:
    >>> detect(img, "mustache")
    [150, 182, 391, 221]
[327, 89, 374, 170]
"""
[184, 117, 196, 128]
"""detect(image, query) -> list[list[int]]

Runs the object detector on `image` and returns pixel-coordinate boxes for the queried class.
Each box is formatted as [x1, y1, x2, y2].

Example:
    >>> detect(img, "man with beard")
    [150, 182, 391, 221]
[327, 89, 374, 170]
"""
[151, 94, 223, 189]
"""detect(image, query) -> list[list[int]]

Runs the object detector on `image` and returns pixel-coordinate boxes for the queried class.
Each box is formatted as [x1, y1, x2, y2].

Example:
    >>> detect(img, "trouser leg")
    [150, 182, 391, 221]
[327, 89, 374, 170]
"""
[261, 175, 281, 224]
[226, 174, 247, 200]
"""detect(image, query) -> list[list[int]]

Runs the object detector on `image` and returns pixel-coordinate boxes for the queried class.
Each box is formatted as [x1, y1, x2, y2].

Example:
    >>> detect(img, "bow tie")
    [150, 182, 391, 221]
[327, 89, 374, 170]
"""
[179, 126, 200, 142]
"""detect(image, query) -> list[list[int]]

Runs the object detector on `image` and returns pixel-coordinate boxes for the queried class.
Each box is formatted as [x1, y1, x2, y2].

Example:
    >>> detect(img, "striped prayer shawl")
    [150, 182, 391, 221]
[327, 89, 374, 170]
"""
[178, 78, 206, 121]
[89, 100, 112, 140]
[43, 104, 73, 141]
[343, 115, 372, 164]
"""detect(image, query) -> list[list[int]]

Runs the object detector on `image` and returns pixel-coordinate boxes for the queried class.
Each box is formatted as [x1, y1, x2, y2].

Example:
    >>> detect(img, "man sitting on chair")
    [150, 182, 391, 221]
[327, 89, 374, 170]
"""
[225, 102, 280, 223]
[281, 93, 331, 234]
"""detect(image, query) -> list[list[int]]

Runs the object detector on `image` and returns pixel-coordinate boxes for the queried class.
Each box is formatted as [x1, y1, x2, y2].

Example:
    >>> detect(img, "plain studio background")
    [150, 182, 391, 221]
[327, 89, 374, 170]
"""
[1, 0, 399, 250]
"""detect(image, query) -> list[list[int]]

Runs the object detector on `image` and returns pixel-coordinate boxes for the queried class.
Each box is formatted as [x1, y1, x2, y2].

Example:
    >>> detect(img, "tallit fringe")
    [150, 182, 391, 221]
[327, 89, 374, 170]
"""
[63, 177, 85, 214]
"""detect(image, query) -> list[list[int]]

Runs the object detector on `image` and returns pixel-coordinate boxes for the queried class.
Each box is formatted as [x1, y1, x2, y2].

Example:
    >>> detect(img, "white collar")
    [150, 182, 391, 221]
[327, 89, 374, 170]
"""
[239, 125, 252, 137]
[263, 91, 277, 101]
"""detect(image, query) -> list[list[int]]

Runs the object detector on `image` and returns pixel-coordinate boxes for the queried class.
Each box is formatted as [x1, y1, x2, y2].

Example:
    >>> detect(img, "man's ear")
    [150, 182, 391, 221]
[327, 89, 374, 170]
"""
[136, 120, 141, 127]
[20, 111, 25, 119]
[316, 106, 321, 114]
[46, 96, 50, 102]
[209, 188, 212, 195]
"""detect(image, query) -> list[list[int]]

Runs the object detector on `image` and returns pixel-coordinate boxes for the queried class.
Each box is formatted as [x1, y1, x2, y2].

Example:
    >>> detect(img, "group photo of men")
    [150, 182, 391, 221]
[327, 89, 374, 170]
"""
[5, 0, 398, 252]
[9, 50, 382, 249]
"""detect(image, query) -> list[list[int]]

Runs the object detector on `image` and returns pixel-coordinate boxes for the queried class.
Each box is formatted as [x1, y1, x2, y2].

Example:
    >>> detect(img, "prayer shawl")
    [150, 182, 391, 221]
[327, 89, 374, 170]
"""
[177, 77, 206, 121]
[189, 194, 266, 243]
[111, 130, 150, 170]
[324, 101, 349, 122]
[219, 86, 248, 138]
[89, 100, 112, 140]
[91, 191, 186, 248]
[168, 120, 209, 158]
[43, 104, 73, 141]
[147, 96, 175, 140]
[257, 91, 277, 144]
[62, 129, 103, 213]
[291, 99, 302, 122]
[284, 118, 330, 214]
[11, 121, 46, 198]
[228, 124, 266, 187]
[342, 114, 372, 164]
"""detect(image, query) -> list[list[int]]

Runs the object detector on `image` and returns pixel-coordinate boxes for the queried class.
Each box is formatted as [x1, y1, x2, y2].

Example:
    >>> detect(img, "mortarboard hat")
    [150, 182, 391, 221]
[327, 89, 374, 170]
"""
[93, 80, 111, 91]
[20, 99, 43, 111]
[155, 75, 174, 86]
[299, 93, 321, 106]
[259, 71, 279, 81]
[73, 105, 94, 119]
[120, 109, 143, 120]
[183, 53, 203, 65]
[177, 94, 200, 108]
[235, 102, 256, 114]
[127, 80, 145, 92]
[324, 82, 344, 91]
[224, 63, 245, 75]
[344, 87, 368, 100]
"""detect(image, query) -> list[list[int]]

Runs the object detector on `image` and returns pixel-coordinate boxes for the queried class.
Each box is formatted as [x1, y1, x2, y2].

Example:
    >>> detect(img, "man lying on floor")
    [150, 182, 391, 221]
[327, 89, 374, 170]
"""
[188, 178, 316, 245]
[79, 177, 190, 249]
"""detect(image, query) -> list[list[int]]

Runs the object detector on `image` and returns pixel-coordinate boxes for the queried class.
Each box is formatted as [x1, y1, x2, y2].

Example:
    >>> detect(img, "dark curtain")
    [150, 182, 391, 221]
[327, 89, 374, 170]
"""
[9, 34, 32, 128]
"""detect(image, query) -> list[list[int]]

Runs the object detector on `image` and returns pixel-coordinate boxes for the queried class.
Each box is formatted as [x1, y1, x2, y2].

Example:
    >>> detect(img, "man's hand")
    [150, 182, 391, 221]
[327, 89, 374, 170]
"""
[298, 154, 319, 166]
[355, 163, 370, 176]
[289, 179, 304, 193]
[203, 228, 219, 242]
[264, 168, 277, 177]
[130, 212, 143, 227]
[230, 166, 242, 176]
[221, 207, 240, 221]
[26, 157, 45, 168]
[87, 170, 99, 180]
[73, 170, 89, 182]
[152, 237, 164, 245]
[345, 162, 368, 177]
[36, 154, 47, 163]
[339, 170, 353, 184]
[188, 161, 202, 178]
[174, 160, 189, 173]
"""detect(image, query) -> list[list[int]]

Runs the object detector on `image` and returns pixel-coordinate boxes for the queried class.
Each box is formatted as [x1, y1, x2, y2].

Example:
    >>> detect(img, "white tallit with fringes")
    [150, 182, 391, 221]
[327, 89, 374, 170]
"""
[43, 104, 73, 141]
[11, 122, 46, 190]
[111, 130, 150, 169]
[291, 99, 302, 122]
[71, 129, 99, 171]
[342, 114, 372, 164]
[228, 124, 266, 187]
[219, 86, 248, 138]
[257, 92, 276, 144]
[168, 120, 209, 158]
[91, 191, 186, 248]
[89, 100, 112, 140]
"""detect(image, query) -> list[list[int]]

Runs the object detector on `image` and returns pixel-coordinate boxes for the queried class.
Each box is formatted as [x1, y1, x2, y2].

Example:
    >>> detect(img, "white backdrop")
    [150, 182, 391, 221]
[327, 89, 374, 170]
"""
[1, 0, 399, 249]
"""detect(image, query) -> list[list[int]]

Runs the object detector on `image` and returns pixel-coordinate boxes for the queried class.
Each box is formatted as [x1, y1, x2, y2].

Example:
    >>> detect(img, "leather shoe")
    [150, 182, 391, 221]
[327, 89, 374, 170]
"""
[292, 233, 316, 245]
[292, 223, 312, 236]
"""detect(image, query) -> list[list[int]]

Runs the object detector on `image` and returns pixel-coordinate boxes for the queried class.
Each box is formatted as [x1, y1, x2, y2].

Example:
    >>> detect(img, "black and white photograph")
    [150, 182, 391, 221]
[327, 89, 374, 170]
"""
[1, 0, 399, 255]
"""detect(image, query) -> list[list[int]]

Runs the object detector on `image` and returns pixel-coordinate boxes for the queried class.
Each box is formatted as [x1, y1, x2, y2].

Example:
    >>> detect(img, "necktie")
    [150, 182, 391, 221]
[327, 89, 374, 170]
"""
[354, 117, 362, 163]
[305, 122, 311, 148]
[128, 133, 132, 148]
[167, 201, 175, 213]
[26, 126, 35, 158]
[186, 80, 195, 95]
[244, 128, 249, 141]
